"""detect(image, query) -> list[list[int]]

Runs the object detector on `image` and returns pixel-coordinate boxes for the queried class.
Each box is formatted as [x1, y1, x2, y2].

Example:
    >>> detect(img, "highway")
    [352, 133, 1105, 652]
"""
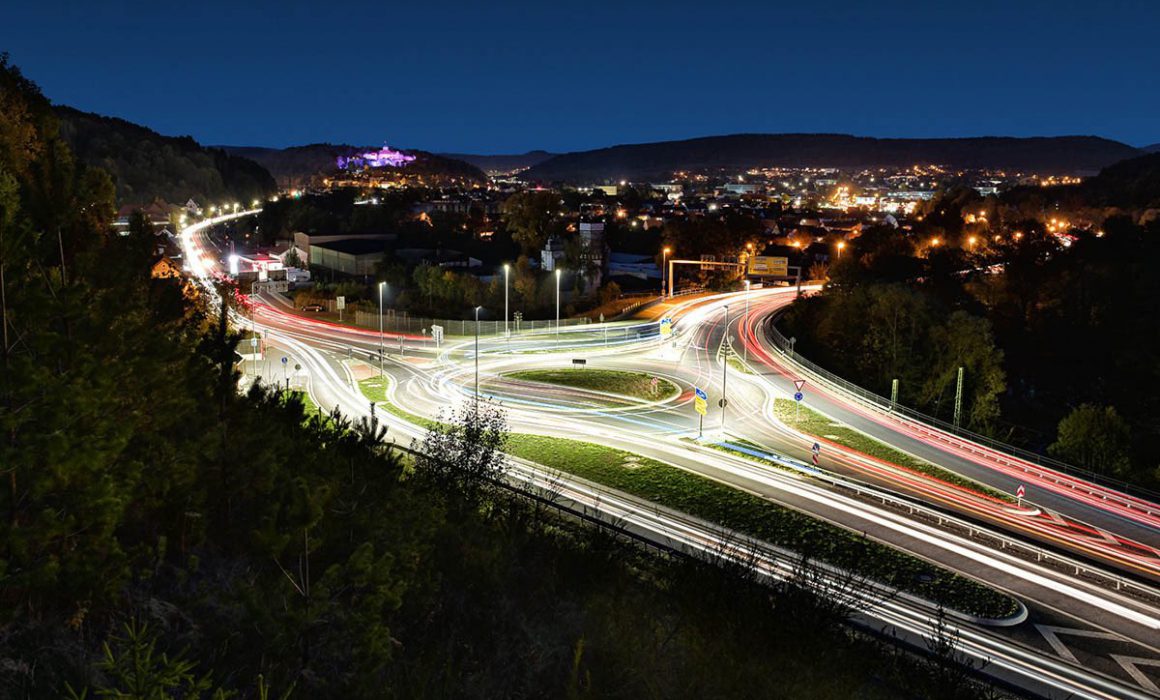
[180, 211, 1160, 698]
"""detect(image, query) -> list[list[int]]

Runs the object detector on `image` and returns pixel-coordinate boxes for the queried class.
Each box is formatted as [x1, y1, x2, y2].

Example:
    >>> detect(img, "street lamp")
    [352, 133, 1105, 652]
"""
[743, 280, 751, 362]
[474, 305, 482, 414]
[721, 304, 729, 431]
[836, 240, 846, 258]
[503, 263, 510, 340]
[378, 282, 385, 380]
[662, 246, 672, 297]
[555, 268, 561, 344]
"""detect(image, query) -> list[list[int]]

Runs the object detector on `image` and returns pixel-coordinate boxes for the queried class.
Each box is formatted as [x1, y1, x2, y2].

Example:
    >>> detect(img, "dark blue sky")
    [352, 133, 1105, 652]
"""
[4, 0, 1158, 153]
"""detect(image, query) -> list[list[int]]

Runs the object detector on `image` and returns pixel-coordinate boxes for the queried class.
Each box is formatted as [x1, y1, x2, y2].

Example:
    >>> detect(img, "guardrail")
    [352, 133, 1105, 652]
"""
[690, 433, 1160, 605]
[765, 315, 1160, 503]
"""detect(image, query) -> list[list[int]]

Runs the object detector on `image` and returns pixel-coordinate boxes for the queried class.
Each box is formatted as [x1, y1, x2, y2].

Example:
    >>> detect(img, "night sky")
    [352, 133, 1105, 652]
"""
[4, 0, 1158, 153]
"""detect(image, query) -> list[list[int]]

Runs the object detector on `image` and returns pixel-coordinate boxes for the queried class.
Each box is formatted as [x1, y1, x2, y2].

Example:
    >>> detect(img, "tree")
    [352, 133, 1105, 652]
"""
[501, 190, 561, 254]
[414, 400, 509, 506]
[922, 311, 1006, 430]
[1049, 404, 1131, 475]
[283, 247, 303, 268]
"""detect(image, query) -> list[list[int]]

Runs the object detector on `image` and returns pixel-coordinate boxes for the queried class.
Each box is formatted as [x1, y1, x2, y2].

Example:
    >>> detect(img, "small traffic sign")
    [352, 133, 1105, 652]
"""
[794, 391, 803, 402]
[1016, 485, 1025, 499]
[281, 356, 288, 365]
[793, 379, 806, 391]
[250, 337, 258, 348]
[660, 317, 674, 337]
[695, 387, 707, 400]
[812, 442, 821, 454]
[694, 387, 707, 416]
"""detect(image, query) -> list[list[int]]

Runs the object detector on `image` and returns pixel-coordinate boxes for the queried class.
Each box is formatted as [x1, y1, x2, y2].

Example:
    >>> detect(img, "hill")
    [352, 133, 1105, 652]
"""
[1141, 143, 1160, 154]
[55, 106, 275, 206]
[521, 133, 1142, 182]
[438, 149, 556, 174]
[223, 144, 488, 187]
[1070, 151, 1160, 209]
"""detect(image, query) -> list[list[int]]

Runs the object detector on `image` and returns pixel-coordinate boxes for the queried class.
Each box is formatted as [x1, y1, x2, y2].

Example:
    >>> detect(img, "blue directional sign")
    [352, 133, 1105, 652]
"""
[695, 387, 707, 401]
[794, 391, 803, 402]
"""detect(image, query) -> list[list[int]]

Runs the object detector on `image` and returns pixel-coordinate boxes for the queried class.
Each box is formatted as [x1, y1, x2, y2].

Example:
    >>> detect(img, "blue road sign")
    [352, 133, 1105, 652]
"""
[793, 391, 803, 402]
[281, 356, 288, 365]
[695, 387, 707, 401]
[812, 442, 821, 454]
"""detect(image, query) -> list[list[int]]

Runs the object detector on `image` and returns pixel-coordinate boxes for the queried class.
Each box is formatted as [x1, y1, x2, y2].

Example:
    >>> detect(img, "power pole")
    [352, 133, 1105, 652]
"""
[953, 366, 964, 428]
[891, 378, 899, 409]
[474, 306, 481, 416]
[721, 304, 729, 431]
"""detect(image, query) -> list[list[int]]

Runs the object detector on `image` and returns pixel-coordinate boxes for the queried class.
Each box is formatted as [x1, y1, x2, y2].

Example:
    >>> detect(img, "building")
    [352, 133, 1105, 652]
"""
[541, 235, 566, 272]
[292, 231, 395, 267]
[309, 238, 387, 275]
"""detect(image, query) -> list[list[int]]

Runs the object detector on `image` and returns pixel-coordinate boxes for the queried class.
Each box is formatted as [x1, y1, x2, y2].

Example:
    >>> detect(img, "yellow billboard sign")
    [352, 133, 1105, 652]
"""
[747, 255, 788, 276]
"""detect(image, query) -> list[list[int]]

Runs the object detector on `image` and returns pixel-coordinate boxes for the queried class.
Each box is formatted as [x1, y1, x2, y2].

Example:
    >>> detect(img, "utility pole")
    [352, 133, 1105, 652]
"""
[555, 268, 561, 345]
[891, 378, 899, 410]
[378, 282, 385, 381]
[662, 246, 671, 298]
[721, 304, 729, 431]
[503, 263, 510, 342]
[474, 306, 482, 416]
[953, 366, 964, 428]
[743, 279, 750, 362]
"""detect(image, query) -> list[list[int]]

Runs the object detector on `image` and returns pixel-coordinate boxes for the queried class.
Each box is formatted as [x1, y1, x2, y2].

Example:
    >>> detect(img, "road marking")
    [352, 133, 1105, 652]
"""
[1111, 655, 1160, 693]
[1034, 624, 1124, 664]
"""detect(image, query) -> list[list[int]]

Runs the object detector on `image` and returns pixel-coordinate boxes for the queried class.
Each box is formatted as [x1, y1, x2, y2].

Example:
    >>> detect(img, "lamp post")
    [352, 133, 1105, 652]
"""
[743, 280, 750, 362]
[503, 263, 510, 340]
[378, 282, 385, 380]
[836, 240, 846, 258]
[661, 246, 671, 297]
[555, 268, 561, 345]
[721, 304, 729, 431]
[474, 305, 482, 414]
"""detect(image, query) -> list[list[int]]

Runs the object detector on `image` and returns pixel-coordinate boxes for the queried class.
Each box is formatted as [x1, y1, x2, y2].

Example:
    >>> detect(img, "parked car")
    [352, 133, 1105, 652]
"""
[301, 304, 324, 312]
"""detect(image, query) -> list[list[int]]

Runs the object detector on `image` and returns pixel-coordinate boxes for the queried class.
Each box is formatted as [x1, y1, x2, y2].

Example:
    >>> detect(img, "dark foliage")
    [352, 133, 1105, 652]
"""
[54, 106, 275, 205]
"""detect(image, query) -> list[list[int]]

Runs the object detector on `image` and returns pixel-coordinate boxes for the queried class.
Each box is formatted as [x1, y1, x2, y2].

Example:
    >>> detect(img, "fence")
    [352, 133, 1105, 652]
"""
[352, 309, 590, 337]
[765, 314, 1160, 501]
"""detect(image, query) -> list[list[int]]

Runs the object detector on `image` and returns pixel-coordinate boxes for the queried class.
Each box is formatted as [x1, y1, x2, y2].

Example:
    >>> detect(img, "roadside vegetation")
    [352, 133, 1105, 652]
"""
[358, 375, 1017, 619]
[774, 399, 1014, 502]
[780, 196, 1160, 488]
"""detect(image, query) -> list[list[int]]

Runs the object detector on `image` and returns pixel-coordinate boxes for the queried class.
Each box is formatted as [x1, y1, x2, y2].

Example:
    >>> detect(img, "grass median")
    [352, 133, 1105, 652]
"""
[357, 374, 1017, 619]
[775, 399, 1014, 503]
[504, 368, 680, 402]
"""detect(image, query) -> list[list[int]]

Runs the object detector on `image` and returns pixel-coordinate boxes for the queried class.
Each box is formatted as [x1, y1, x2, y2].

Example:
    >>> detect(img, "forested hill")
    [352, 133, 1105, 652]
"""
[55, 106, 276, 206]
[438, 149, 556, 174]
[1075, 150, 1160, 208]
[522, 133, 1142, 182]
[222, 143, 488, 187]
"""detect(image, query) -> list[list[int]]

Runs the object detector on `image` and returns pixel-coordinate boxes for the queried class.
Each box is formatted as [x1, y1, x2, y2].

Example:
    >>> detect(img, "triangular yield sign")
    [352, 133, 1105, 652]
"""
[793, 379, 806, 391]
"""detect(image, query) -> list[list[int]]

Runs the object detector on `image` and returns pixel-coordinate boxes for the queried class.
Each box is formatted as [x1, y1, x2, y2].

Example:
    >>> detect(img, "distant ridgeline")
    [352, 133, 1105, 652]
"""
[521, 133, 1146, 182]
[55, 106, 276, 206]
[222, 143, 487, 188]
